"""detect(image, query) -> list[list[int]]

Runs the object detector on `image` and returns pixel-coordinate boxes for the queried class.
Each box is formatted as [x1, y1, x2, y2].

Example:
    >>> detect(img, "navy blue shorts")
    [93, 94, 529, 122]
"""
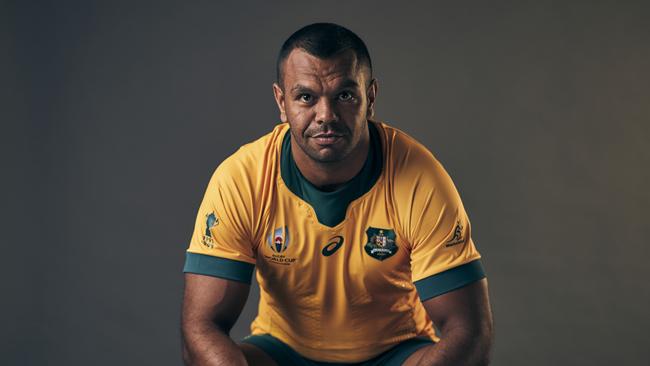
[241, 334, 434, 366]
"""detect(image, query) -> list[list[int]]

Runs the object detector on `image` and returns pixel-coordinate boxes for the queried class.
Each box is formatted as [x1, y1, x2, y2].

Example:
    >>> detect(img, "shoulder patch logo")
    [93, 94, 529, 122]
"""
[267, 226, 290, 253]
[322, 236, 344, 257]
[445, 220, 465, 247]
[201, 212, 219, 248]
[364, 227, 398, 261]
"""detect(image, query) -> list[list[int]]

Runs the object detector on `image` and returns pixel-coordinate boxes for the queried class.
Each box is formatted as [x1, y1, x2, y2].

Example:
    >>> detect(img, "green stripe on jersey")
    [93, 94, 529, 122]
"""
[183, 252, 255, 284]
[414, 260, 486, 301]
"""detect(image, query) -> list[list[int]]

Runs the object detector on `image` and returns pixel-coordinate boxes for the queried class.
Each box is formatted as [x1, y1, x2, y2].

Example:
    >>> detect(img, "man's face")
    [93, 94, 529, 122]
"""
[273, 49, 377, 163]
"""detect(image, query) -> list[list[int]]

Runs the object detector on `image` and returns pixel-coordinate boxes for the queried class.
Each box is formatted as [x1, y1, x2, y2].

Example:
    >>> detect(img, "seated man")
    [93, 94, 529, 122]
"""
[181, 23, 493, 366]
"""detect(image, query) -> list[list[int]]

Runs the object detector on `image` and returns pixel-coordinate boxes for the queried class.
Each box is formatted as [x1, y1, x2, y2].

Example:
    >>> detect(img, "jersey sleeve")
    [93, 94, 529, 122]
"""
[183, 160, 256, 284]
[399, 147, 485, 301]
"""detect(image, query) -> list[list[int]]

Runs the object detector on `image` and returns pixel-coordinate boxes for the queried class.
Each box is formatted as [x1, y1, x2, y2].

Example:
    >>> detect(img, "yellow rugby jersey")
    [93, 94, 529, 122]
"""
[184, 121, 485, 363]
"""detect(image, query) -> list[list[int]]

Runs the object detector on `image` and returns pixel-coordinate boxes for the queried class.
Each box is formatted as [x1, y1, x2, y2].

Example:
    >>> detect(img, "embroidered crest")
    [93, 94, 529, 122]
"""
[364, 227, 398, 261]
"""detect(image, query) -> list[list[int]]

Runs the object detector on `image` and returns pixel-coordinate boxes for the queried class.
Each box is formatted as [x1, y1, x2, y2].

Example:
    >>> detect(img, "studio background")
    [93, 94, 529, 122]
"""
[4, 1, 649, 365]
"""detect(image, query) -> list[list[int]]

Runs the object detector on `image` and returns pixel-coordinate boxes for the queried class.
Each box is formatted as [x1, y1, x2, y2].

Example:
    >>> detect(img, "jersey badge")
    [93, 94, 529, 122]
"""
[201, 212, 219, 248]
[364, 227, 398, 261]
[264, 226, 296, 265]
[445, 220, 465, 247]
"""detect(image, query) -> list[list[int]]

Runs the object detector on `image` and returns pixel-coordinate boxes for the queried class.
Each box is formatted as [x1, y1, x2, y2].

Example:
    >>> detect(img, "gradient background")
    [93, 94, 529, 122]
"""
[4, 1, 649, 365]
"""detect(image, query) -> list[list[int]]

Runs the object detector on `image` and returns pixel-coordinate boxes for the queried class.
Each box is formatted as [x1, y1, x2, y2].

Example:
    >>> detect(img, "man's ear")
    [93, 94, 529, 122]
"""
[366, 78, 378, 118]
[273, 83, 287, 123]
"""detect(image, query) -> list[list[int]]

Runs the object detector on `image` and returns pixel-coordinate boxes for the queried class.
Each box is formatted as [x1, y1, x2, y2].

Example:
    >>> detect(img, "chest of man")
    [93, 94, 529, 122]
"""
[253, 179, 416, 319]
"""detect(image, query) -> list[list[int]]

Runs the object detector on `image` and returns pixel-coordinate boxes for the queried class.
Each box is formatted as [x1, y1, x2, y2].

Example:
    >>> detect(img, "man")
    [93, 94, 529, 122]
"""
[181, 23, 493, 366]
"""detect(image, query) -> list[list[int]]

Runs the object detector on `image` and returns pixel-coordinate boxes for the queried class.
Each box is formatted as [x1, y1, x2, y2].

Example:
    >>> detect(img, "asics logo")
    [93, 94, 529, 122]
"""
[321, 236, 344, 256]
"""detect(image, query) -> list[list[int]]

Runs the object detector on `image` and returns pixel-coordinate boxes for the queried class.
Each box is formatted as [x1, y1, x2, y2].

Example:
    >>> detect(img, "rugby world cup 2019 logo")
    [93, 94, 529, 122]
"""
[267, 226, 290, 253]
[264, 226, 296, 265]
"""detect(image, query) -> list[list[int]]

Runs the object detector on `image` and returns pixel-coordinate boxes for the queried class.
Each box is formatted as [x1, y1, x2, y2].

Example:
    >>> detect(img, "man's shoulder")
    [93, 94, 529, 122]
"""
[209, 123, 287, 191]
[376, 121, 441, 171]
[376, 121, 452, 193]
[216, 123, 287, 175]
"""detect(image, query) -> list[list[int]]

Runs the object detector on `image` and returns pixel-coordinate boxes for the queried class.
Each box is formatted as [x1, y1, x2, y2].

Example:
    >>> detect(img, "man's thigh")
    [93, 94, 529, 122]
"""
[239, 342, 278, 366]
[369, 337, 435, 366]
[240, 334, 434, 366]
[400, 344, 435, 366]
[240, 334, 309, 366]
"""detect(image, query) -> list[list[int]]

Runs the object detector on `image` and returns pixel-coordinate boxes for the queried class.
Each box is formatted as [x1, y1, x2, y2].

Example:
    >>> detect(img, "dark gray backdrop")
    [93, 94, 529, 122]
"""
[4, 1, 649, 365]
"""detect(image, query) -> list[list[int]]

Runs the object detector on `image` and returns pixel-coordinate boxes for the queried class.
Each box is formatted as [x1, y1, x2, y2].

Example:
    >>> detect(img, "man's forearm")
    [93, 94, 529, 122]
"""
[415, 327, 492, 366]
[182, 322, 247, 366]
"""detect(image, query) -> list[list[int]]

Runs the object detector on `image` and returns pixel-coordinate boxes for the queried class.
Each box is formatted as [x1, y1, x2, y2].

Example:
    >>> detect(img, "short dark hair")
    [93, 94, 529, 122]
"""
[276, 23, 372, 88]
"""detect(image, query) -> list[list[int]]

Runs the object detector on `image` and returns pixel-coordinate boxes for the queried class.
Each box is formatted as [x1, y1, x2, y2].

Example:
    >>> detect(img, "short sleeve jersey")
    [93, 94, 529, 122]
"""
[184, 121, 485, 363]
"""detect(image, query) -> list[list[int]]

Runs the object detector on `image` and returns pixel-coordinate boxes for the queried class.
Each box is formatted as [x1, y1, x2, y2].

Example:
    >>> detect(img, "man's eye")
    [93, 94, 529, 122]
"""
[299, 94, 312, 103]
[338, 92, 353, 101]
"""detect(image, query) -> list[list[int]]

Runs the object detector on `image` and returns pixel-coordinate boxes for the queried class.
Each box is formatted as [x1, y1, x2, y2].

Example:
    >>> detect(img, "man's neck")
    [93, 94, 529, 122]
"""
[291, 130, 370, 192]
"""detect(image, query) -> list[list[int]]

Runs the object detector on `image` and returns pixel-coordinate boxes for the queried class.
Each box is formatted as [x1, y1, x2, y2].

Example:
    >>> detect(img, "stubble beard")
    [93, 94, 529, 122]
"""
[295, 122, 359, 164]
[294, 133, 351, 164]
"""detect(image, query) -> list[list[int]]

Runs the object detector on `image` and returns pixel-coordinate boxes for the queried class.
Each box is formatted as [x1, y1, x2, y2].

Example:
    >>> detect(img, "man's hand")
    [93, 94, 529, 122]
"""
[181, 274, 250, 366]
[404, 278, 493, 366]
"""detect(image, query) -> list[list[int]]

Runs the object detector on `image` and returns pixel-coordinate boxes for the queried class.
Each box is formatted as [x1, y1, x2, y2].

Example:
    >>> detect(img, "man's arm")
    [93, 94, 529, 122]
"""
[408, 278, 493, 366]
[181, 273, 250, 366]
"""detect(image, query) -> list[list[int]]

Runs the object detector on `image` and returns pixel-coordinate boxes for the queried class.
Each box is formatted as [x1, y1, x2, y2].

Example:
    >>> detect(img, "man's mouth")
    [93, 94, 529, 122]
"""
[312, 133, 343, 145]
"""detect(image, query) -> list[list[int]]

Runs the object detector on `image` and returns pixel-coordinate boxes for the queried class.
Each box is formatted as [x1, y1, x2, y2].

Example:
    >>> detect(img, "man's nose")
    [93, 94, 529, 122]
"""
[315, 98, 338, 124]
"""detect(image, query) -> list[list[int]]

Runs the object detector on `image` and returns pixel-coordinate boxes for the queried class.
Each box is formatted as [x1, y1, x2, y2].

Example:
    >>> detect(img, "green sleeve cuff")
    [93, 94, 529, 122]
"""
[414, 259, 486, 301]
[183, 252, 255, 284]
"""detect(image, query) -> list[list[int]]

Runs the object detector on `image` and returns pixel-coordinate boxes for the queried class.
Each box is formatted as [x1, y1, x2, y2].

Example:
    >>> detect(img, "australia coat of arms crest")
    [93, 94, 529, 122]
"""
[364, 227, 398, 261]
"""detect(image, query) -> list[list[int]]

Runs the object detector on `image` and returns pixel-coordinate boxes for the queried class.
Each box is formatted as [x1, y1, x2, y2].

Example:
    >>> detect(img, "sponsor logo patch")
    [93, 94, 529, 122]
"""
[322, 236, 344, 256]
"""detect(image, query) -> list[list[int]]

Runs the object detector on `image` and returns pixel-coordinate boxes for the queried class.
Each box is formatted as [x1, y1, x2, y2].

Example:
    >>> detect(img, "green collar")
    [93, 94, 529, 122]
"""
[280, 122, 383, 227]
